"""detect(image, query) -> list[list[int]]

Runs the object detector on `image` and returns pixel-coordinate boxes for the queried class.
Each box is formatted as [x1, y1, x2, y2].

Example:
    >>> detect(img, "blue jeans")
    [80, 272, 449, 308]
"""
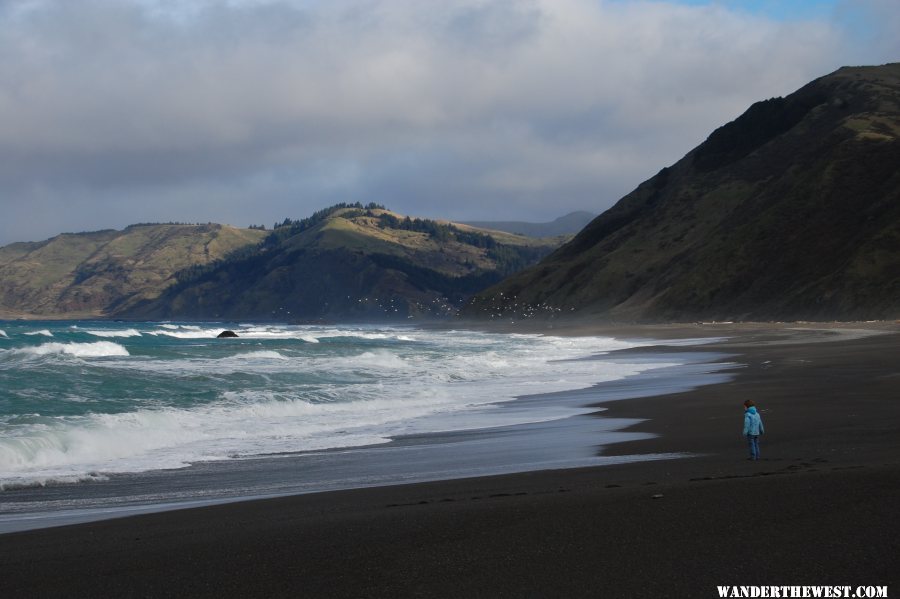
[746, 435, 760, 460]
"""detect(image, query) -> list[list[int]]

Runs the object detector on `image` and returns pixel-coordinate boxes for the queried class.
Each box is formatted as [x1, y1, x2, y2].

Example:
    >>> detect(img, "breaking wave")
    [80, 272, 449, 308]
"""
[84, 329, 142, 338]
[16, 341, 130, 358]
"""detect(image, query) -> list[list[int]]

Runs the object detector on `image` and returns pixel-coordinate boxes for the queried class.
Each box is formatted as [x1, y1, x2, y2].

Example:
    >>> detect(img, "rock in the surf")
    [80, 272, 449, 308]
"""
[216, 330, 239, 338]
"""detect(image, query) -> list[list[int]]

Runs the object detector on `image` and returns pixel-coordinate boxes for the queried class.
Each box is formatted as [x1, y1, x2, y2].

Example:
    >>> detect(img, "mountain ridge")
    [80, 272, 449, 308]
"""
[0, 223, 267, 319]
[0, 207, 570, 322]
[119, 205, 564, 321]
[465, 63, 900, 322]
[460, 211, 596, 238]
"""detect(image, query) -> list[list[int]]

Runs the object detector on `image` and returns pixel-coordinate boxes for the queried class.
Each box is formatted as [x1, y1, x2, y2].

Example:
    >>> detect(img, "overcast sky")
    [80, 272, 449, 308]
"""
[1, 0, 897, 244]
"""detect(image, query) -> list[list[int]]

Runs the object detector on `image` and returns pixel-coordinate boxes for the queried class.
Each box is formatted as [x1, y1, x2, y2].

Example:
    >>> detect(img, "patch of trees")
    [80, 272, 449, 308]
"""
[266, 203, 386, 247]
[374, 212, 554, 273]
[376, 214, 497, 249]
[124, 222, 213, 229]
[487, 244, 554, 276]
[273, 202, 385, 232]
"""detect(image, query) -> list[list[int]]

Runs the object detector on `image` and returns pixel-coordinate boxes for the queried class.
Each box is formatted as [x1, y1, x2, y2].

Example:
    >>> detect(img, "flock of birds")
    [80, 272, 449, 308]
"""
[263, 292, 574, 321]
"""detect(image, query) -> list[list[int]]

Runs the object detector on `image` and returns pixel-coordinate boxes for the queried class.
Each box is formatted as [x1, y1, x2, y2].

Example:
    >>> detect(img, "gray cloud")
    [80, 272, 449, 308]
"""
[0, 0, 894, 243]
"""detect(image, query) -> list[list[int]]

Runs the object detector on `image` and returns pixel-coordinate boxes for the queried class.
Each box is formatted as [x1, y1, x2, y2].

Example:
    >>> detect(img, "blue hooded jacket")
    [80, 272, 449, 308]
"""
[743, 406, 764, 436]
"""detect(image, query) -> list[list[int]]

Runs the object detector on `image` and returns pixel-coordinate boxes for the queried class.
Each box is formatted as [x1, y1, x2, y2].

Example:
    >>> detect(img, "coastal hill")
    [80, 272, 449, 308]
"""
[460, 211, 596, 238]
[121, 205, 564, 321]
[465, 63, 900, 322]
[0, 224, 267, 319]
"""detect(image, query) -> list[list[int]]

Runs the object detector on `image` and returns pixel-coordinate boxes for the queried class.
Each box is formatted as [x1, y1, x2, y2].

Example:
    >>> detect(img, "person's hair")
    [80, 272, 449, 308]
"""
[743, 400, 755, 408]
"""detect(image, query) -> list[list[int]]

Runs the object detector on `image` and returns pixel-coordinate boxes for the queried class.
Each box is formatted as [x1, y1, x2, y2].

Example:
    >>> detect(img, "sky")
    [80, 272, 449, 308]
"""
[0, 0, 897, 244]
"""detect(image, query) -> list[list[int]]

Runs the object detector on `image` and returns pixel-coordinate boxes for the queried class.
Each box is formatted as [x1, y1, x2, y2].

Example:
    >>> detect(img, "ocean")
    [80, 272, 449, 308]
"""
[0, 321, 732, 532]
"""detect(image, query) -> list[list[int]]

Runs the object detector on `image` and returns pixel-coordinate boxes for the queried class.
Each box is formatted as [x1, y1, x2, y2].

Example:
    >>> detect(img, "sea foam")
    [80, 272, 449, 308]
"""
[145, 324, 415, 343]
[18, 341, 130, 358]
[85, 329, 142, 338]
[228, 350, 289, 361]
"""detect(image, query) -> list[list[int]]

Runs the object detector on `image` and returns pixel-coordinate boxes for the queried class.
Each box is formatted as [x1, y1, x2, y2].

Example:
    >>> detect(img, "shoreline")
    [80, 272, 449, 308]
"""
[1, 323, 898, 596]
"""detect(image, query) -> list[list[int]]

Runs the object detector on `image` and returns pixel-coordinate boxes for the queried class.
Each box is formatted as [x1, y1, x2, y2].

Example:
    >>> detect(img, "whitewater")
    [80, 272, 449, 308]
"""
[0, 321, 731, 532]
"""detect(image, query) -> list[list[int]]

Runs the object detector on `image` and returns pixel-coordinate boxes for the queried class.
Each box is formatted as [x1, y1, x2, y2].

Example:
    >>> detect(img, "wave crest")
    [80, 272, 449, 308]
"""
[85, 329, 142, 338]
[18, 341, 130, 358]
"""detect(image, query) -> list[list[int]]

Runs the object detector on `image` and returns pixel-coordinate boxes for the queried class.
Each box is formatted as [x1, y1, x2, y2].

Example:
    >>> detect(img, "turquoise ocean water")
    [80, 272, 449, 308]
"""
[0, 321, 731, 531]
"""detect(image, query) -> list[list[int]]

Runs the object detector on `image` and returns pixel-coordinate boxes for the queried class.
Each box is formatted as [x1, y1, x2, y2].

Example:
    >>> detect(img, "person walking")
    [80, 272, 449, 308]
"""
[742, 399, 764, 460]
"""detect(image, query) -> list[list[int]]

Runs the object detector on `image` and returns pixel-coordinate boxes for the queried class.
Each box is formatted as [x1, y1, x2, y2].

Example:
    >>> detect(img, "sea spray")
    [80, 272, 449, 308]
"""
[24, 329, 53, 337]
[15, 341, 130, 358]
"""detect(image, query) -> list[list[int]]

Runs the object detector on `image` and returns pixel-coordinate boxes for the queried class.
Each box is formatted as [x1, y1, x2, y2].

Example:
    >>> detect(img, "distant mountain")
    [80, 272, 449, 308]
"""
[0, 224, 267, 319]
[465, 64, 900, 322]
[460, 211, 595, 238]
[122, 205, 562, 321]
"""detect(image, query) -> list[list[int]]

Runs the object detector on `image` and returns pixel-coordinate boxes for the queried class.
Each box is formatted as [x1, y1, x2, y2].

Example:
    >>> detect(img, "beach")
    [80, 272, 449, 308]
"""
[2, 323, 898, 597]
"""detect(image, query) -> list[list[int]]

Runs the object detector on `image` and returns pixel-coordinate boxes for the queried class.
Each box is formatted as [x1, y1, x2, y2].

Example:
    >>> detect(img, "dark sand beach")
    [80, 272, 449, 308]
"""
[2, 324, 898, 597]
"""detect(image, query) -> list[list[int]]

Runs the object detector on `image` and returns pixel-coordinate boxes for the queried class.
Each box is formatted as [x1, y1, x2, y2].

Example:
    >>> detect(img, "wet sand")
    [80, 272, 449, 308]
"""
[2, 323, 898, 597]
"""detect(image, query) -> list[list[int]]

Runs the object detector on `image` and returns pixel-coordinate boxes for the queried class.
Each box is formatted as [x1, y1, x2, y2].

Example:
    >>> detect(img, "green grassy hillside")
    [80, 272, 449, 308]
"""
[0, 224, 267, 318]
[124, 205, 562, 321]
[465, 63, 900, 322]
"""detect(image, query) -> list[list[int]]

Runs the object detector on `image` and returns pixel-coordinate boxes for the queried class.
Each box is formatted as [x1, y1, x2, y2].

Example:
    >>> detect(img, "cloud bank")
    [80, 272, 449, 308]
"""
[0, 0, 892, 243]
